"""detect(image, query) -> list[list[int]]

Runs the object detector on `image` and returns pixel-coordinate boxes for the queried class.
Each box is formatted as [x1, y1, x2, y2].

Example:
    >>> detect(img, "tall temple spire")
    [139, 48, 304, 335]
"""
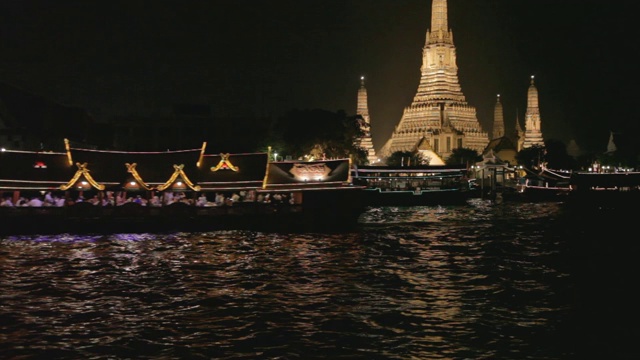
[514, 109, 525, 152]
[522, 75, 545, 148]
[378, 0, 488, 162]
[355, 76, 377, 164]
[492, 94, 505, 140]
[430, 0, 449, 41]
[357, 76, 370, 125]
[606, 131, 617, 154]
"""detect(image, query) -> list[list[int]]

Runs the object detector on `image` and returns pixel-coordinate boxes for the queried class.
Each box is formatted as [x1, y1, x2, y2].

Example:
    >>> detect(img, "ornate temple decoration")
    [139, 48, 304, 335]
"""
[210, 153, 239, 172]
[378, 0, 488, 161]
[522, 75, 545, 148]
[64, 138, 73, 165]
[60, 162, 105, 191]
[125, 163, 153, 190]
[156, 164, 200, 191]
[289, 163, 331, 182]
[197, 142, 207, 167]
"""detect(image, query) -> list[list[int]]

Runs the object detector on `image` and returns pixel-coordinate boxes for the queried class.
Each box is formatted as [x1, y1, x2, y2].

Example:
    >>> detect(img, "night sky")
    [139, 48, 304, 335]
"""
[1, 0, 637, 154]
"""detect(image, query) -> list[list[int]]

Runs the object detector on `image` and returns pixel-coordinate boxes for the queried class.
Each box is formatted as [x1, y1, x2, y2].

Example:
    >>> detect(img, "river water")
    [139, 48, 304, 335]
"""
[1, 199, 637, 359]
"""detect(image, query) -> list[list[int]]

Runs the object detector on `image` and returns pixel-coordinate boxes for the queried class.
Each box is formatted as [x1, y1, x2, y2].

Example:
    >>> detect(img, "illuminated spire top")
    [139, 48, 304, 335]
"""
[357, 76, 369, 123]
[527, 75, 539, 113]
[492, 94, 505, 140]
[431, 0, 448, 33]
[523, 75, 544, 148]
[355, 76, 377, 163]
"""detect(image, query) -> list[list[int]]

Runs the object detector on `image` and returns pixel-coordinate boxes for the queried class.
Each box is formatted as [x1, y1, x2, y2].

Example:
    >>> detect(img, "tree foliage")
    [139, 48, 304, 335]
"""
[543, 139, 577, 170]
[516, 145, 545, 169]
[516, 140, 578, 170]
[445, 147, 481, 167]
[385, 151, 425, 167]
[266, 109, 367, 161]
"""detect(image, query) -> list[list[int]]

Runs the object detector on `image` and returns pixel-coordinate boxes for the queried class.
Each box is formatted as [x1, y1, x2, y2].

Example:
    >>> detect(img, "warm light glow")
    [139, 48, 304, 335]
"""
[130, 181, 136, 186]
[289, 163, 331, 182]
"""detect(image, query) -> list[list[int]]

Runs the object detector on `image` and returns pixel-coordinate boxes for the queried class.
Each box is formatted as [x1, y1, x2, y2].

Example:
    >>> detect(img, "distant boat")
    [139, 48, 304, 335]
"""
[350, 165, 474, 206]
[566, 170, 640, 210]
[504, 166, 572, 202]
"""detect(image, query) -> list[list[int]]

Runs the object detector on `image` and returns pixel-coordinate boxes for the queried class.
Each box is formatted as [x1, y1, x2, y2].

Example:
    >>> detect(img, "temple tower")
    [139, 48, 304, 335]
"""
[378, 0, 488, 161]
[512, 109, 525, 151]
[606, 131, 617, 154]
[492, 94, 505, 140]
[522, 75, 545, 148]
[355, 76, 377, 164]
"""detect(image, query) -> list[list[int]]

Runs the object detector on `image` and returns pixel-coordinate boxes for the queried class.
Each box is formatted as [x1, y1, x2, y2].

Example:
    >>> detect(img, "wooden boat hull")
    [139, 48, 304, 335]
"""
[0, 188, 366, 235]
[361, 188, 471, 206]
[565, 171, 640, 210]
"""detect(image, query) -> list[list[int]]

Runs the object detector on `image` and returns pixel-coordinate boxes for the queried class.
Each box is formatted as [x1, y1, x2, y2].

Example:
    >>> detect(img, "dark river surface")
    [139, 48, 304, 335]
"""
[1, 199, 638, 359]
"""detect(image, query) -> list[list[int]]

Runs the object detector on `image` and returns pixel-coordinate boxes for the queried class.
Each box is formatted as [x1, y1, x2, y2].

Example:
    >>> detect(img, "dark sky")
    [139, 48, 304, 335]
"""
[1, 0, 637, 153]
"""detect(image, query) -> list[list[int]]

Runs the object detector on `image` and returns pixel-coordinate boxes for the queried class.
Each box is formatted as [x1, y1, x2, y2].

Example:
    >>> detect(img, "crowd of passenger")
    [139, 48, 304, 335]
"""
[0, 190, 298, 208]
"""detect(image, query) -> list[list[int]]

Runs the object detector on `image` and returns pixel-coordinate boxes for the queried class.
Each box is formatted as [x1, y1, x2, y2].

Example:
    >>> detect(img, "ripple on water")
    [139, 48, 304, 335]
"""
[0, 203, 623, 359]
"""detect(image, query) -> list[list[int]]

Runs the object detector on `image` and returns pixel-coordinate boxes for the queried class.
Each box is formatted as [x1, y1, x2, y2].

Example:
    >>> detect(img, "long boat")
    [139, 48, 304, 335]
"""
[565, 170, 640, 210]
[350, 165, 474, 206]
[503, 166, 572, 202]
[0, 140, 366, 235]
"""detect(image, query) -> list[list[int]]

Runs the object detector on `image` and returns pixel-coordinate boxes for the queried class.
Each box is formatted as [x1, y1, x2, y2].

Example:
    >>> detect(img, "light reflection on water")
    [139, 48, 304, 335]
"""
[0, 200, 636, 359]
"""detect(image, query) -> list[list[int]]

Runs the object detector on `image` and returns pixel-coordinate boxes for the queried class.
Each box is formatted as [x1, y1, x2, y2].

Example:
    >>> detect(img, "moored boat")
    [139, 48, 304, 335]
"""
[0, 140, 365, 235]
[351, 165, 474, 206]
[565, 170, 640, 210]
[503, 166, 572, 202]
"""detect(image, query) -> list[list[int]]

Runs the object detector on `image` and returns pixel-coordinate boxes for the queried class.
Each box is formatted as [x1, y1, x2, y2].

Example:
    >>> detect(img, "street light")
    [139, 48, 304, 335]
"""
[274, 152, 278, 162]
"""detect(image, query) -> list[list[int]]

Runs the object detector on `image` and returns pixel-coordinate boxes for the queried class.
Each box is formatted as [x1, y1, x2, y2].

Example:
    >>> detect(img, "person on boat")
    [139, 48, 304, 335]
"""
[27, 196, 43, 207]
[196, 194, 208, 207]
[44, 192, 54, 205]
[149, 195, 161, 207]
[214, 192, 225, 206]
[1, 197, 13, 207]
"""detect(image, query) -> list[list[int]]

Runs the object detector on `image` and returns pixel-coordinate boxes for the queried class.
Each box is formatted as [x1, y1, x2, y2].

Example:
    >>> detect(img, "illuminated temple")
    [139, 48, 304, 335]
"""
[355, 76, 377, 164]
[521, 76, 545, 148]
[378, 0, 489, 162]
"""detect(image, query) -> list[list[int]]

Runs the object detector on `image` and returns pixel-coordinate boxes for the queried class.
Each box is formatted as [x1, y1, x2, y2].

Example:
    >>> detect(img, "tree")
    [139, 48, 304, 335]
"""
[515, 140, 578, 170]
[266, 109, 366, 161]
[385, 151, 425, 167]
[516, 145, 546, 169]
[446, 148, 481, 167]
[543, 139, 577, 170]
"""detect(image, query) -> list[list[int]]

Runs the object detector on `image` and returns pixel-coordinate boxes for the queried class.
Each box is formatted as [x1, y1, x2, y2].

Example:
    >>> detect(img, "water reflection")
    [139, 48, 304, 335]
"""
[0, 201, 634, 359]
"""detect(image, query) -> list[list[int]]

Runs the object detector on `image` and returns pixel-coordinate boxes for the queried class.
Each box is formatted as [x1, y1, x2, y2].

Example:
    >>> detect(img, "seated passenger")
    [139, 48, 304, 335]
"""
[27, 197, 43, 207]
